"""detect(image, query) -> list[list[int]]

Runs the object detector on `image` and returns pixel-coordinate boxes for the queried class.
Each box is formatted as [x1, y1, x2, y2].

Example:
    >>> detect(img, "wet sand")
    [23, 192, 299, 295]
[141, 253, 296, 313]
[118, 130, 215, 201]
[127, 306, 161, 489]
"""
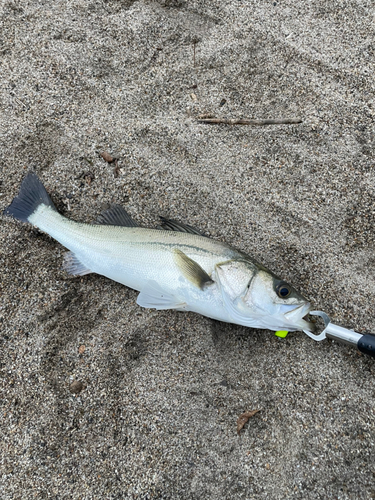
[1, 1, 374, 498]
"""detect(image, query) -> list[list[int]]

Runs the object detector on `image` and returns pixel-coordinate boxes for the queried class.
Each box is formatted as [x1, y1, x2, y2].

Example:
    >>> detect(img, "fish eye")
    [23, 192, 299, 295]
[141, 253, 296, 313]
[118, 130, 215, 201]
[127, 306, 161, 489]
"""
[276, 282, 291, 298]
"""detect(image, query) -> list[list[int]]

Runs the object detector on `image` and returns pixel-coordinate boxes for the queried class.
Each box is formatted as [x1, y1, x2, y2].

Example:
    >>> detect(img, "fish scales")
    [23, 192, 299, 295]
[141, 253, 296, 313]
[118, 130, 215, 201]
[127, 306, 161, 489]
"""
[3, 172, 314, 332]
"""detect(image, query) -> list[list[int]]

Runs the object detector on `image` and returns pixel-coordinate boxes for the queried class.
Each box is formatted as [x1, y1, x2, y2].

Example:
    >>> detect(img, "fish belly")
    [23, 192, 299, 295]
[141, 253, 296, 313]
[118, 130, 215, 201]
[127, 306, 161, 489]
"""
[28, 204, 235, 323]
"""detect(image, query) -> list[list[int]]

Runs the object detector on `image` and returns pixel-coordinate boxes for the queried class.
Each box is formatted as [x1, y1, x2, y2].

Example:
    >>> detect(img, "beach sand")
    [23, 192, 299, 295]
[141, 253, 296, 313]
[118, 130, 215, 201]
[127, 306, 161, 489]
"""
[1, 1, 374, 498]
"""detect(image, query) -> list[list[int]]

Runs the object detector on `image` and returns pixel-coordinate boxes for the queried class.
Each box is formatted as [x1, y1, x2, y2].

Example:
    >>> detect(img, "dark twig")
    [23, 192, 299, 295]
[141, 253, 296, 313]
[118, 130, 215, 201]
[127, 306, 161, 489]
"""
[197, 117, 302, 125]
[192, 36, 199, 68]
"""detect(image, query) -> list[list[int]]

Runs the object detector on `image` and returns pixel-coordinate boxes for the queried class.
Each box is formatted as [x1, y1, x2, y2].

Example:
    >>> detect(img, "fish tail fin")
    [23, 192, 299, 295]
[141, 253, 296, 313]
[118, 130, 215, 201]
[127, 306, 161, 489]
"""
[3, 172, 57, 223]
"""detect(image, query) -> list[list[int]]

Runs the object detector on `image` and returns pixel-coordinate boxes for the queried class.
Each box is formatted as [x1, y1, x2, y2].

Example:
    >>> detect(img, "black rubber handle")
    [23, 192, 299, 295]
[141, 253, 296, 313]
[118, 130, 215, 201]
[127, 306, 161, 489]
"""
[357, 335, 375, 358]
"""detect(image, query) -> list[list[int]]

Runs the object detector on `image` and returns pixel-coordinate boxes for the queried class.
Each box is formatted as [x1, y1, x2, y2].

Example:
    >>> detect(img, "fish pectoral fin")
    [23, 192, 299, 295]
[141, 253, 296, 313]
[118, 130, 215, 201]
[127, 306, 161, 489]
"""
[62, 252, 93, 276]
[137, 280, 187, 310]
[173, 249, 214, 290]
[94, 204, 139, 227]
[159, 217, 205, 236]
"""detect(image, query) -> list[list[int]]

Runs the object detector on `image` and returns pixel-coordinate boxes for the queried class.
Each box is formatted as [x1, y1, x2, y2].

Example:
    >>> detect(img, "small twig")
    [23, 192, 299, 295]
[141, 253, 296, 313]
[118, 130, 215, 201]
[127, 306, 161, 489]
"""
[198, 117, 302, 125]
[15, 97, 27, 109]
[192, 36, 199, 68]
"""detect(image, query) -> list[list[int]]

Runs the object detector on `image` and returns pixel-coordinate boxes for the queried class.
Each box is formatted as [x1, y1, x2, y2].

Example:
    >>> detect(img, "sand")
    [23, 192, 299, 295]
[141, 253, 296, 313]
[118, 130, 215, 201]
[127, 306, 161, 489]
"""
[1, 0, 375, 498]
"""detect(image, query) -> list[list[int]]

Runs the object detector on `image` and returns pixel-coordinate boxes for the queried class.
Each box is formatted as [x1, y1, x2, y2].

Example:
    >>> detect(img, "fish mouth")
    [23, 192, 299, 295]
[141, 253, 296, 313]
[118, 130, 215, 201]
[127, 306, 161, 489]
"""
[284, 302, 314, 332]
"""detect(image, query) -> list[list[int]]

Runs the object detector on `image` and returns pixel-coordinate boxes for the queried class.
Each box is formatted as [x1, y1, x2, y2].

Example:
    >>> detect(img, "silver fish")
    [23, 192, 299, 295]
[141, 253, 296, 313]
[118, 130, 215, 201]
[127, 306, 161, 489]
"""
[3, 172, 313, 332]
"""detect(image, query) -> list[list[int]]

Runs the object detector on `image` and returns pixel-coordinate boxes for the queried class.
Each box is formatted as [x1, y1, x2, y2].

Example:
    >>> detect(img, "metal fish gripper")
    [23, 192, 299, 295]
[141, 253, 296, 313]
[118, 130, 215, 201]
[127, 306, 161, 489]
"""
[304, 311, 375, 358]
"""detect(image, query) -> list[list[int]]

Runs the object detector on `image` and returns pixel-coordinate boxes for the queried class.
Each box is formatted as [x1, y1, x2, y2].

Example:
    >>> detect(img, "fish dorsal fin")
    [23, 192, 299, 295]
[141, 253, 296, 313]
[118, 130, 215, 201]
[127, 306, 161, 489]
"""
[160, 216, 204, 236]
[63, 251, 93, 276]
[173, 249, 214, 290]
[94, 204, 139, 227]
[137, 280, 187, 310]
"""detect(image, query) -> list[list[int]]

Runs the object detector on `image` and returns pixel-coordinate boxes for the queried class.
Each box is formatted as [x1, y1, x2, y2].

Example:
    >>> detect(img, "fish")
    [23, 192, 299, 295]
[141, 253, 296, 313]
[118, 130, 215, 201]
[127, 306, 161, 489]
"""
[3, 172, 314, 333]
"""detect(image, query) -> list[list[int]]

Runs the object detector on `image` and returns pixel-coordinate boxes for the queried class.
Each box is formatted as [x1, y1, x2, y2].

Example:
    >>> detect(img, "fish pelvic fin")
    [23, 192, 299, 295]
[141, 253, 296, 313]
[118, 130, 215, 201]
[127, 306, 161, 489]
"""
[3, 171, 57, 223]
[137, 280, 187, 310]
[62, 251, 93, 276]
[173, 249, 214, 290]
[94, 204, 139, 227]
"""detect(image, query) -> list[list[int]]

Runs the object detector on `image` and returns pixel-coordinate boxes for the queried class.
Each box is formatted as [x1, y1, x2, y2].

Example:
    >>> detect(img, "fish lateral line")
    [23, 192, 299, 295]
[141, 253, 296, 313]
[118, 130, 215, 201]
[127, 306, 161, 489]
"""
[3, 171, 315, 334]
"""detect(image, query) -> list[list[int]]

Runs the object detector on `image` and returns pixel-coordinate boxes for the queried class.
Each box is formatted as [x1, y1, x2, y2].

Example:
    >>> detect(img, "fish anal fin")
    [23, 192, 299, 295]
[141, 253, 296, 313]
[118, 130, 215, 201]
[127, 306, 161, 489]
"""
[62, 251, 93, 276]
[173, 249, 214, 290]
[160, 217, 205, 236]
[137, 280, 186, 310]
[94, 204, 139, 227]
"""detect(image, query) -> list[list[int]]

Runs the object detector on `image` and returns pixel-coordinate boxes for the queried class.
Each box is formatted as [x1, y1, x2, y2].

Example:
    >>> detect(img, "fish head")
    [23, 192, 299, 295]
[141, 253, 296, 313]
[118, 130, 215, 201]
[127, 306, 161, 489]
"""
[216, 260, 313, 332]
